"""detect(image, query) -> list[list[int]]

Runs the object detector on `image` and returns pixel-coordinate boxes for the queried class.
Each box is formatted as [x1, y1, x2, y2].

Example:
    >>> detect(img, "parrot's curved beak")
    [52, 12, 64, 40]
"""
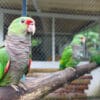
[27, 23, 36, 35]
[81, 37, 86, 43]
[25, 19, 36, 35]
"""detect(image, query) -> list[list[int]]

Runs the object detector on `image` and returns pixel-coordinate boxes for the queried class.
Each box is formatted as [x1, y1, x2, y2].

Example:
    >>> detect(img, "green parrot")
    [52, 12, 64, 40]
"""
[59, 34, 86, 70]
[0, 16, 36, 91]
[60, 31, 100, 70]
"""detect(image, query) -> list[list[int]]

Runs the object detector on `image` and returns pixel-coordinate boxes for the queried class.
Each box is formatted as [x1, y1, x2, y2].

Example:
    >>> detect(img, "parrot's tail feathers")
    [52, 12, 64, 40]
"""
[25, 58, 32, 75]
[4, 60, 10, 73]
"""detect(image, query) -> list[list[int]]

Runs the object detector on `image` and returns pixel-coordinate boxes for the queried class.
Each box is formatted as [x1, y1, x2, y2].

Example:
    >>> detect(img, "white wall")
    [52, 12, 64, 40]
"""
[31, 61, 59, 69]
[85, 67, 100, 97]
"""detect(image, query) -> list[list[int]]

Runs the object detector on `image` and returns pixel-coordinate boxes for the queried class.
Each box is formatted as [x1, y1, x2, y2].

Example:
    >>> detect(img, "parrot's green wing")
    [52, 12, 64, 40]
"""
[59, 46, 72, 69]
[0, 47, 10, 80]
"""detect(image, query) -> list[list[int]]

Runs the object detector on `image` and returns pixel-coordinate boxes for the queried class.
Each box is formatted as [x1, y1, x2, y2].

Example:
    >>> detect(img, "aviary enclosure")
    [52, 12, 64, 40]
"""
[0, 0, 100, 100]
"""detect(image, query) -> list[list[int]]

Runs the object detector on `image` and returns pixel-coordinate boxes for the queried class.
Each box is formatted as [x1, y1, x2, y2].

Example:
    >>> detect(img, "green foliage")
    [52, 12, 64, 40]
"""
[89, 46, 100, 65]
[85, 31, 100, 65]
[90, 53, 100, 65]
[31, 39, 41, 47]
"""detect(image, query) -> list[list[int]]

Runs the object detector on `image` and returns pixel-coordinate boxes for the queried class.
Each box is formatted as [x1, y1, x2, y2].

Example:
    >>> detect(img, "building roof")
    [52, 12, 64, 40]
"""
[0, 0, 100, 34]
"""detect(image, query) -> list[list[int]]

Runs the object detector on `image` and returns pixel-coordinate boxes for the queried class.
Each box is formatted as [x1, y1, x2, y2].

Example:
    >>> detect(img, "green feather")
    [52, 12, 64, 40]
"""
[71, 34, 85, 45]
[0, 63, 4, 79]
[0, 47, 9, 80]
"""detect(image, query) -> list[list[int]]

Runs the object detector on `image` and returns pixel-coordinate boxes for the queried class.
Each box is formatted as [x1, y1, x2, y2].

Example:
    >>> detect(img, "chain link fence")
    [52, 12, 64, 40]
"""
[0, 0, 100, 62]
[0, 0, 100, 99]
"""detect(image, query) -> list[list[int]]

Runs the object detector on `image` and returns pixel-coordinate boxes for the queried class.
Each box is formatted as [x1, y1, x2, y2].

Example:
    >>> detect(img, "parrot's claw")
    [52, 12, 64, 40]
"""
[19, 81, 27, 91]
[69, 67, 76, 72]
[10, 82, 27, 95]
[10, 84, 20, 95]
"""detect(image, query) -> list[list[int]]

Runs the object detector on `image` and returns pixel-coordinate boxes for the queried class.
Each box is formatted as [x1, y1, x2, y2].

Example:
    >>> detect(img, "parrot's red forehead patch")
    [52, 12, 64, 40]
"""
[25, 19, 35, 25]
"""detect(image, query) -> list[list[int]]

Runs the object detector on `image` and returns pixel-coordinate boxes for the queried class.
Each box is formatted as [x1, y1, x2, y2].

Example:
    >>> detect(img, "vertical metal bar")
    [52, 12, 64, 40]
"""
[0, 13, 4, 44]
[52, 17, 55, 61]
[22, 0, 27, 16]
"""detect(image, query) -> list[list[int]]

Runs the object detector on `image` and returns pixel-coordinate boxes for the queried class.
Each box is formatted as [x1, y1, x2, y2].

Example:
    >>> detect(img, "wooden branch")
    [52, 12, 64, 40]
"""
[0, 62, 97, 100]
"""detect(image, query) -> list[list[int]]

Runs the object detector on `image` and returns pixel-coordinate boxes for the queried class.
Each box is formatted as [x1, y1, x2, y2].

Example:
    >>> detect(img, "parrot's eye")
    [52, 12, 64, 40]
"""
[80, 37, 83, 39]
[21, 19, 25, 23]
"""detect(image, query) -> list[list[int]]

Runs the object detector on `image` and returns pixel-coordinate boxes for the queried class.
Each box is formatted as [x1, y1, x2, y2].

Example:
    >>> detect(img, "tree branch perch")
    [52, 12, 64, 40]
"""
[0, 62, 98, 100]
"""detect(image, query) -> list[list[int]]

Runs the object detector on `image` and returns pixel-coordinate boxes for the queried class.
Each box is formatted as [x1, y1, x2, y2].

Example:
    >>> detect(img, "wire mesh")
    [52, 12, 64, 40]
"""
[0, 0, 100, 62]
[0, 0, 100, 99]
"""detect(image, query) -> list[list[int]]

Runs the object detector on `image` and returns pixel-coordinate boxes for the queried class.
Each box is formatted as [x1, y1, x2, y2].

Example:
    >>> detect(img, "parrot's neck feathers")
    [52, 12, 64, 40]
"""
[4, 34, 31, 84]
[7, 30, 27, 37]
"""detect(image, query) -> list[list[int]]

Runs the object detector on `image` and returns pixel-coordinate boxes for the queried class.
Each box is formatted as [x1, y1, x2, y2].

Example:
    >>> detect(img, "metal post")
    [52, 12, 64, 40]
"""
[52, 17, 55, 61]
[22, 0, 27, 16]
[0, 13, 4, 44]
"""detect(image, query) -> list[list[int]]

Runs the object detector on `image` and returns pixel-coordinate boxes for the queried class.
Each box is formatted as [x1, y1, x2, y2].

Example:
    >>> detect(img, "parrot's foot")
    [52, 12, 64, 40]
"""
[18, 81, 27, 91]
[69, 67, 79, 78]
[10, 84, 20, 95]
[69, 67, 76, 72]
[10, 83, 27, 95]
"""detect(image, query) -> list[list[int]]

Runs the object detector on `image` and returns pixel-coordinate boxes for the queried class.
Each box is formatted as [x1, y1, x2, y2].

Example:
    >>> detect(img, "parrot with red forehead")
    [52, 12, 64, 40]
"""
[0, 17, 36, 91]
